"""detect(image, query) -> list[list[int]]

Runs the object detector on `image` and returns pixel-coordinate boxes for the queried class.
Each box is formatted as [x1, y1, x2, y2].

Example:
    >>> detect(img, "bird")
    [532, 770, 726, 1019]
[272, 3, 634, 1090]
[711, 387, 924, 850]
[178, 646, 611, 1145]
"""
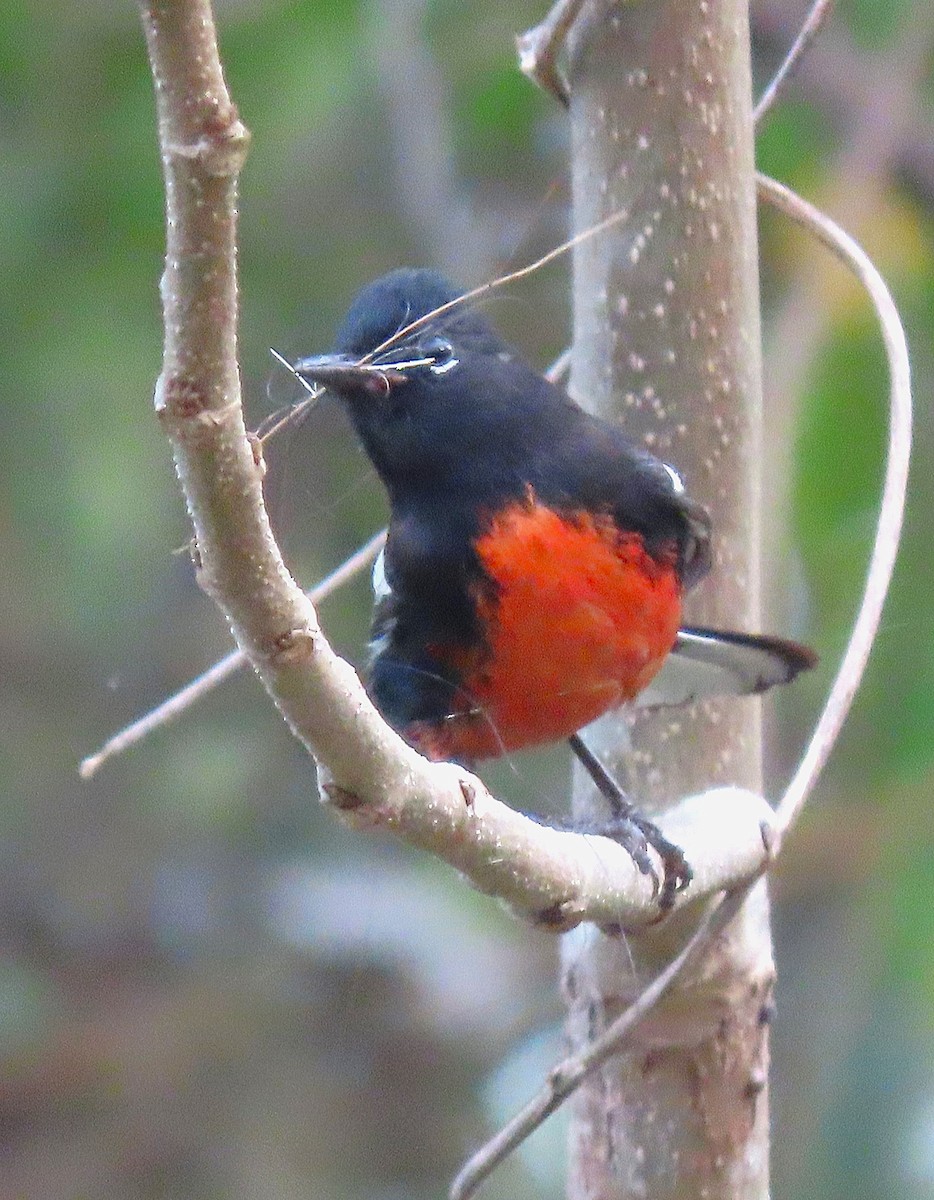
[292, 268, 815, 905]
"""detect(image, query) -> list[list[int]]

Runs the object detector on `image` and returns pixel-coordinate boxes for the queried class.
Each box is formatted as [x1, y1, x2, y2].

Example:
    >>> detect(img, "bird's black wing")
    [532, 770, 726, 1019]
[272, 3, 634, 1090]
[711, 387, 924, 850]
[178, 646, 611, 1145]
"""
[529, 394, 713, 590]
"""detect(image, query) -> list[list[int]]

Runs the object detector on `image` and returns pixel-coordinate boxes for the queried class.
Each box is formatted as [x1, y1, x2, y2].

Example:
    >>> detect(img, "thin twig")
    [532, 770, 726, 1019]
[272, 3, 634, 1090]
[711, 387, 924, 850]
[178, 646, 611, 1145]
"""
[79, 530, 387, 779]
[361, 205, 632, 366]
[449, 176, 912, 1198]
[756, 173, 912, 835]
[81, 350, 570, 775]
[546, 346, 572, 388]
[451, 884, 752, 1200]
[515, 0, 588, 106]
[753, 0, 836, 125]
[753, 0, 934, 206]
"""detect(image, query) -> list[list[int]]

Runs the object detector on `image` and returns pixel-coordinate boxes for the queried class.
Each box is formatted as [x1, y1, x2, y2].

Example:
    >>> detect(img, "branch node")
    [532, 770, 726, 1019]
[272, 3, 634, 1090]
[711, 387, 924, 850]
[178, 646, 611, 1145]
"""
[546, 1063, 566, 1088]
[163, 119, 251, 177]
[156, 377, 242, 436]
[533, 898, 584, 932]
[516, 27, 569, 106]
[459, 779, 477, 809]
[321, 781, 364, 811]
[516, 0, 591, 107]
[156, 373, 209, 420]
[270, 627, 318, 665]
[247, 431, 267, 478]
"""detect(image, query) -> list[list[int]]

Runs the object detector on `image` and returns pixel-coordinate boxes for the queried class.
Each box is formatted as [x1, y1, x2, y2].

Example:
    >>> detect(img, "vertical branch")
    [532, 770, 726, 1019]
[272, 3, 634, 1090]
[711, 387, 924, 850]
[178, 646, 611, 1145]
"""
[141, 0, 249, 416]
[138, 0, 282, 652]
[565, 2, 770, 1197]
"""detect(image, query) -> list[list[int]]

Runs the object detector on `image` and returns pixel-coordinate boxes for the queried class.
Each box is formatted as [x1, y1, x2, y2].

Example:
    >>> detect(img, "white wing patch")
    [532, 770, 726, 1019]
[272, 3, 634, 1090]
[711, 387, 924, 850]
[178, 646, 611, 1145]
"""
[372, 546, 392, 603]
[368, 546, 394, 663]
[662, 462, 685, 495]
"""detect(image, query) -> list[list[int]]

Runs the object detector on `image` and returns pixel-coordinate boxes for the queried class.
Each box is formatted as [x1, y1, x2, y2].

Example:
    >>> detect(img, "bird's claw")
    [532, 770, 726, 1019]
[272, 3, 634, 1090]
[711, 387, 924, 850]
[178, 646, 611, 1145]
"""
[582, 815, 692, 910]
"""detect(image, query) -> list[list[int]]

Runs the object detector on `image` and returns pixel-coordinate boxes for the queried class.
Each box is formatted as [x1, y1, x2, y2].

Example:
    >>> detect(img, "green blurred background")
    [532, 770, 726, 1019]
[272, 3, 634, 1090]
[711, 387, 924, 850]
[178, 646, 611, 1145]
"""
[1, 0, 932, 1196]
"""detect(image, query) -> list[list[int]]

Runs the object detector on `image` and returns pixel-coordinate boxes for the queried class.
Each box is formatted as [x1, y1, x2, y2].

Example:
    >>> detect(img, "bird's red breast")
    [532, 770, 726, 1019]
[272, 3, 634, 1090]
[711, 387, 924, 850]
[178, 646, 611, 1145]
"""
[407, 496, 683, 762]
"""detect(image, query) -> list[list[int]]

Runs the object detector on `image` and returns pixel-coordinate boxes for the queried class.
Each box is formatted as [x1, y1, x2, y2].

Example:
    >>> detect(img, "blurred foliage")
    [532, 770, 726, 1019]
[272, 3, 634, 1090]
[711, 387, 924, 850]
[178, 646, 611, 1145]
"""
[1, 0, 932, 1197]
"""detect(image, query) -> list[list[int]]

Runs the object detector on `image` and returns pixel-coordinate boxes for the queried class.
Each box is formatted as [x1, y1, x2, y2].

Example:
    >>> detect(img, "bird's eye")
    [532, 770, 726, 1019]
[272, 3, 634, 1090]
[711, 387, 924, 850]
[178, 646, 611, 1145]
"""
[420, 335, 458, 376]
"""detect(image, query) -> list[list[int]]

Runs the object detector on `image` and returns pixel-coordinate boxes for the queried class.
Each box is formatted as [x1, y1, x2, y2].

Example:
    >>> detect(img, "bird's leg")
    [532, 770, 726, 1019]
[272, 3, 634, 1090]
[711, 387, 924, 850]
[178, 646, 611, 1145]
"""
[568, 733, 692, 909]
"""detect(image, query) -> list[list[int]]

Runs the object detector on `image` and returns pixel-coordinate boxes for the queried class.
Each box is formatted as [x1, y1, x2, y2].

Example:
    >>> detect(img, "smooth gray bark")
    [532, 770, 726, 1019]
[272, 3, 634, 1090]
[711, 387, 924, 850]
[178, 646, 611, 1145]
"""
[565, 2, 772, 1196]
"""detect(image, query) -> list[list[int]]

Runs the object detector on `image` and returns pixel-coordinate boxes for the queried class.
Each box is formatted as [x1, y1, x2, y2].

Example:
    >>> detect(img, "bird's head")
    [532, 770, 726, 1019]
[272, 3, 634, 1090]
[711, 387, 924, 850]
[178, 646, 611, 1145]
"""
[292, 269, 517, 490]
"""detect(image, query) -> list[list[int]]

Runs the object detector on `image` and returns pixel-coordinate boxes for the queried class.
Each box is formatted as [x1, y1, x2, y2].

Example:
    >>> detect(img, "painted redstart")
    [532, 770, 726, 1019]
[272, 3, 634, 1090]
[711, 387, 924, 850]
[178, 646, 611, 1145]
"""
[293, 269, 815, 904]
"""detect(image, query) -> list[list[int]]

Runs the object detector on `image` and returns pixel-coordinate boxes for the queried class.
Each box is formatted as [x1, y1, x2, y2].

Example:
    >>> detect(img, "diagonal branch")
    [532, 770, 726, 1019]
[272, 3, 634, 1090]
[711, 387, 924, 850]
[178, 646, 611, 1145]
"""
[79, 529, 386, 779]
[81, 349, 572, 776]
[753, 0, 835, 125]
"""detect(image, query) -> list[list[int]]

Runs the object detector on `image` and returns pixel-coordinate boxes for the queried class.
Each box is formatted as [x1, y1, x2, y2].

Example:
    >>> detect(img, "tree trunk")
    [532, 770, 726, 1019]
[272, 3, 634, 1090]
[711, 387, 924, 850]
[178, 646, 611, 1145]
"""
[564, 2, 773, 1197]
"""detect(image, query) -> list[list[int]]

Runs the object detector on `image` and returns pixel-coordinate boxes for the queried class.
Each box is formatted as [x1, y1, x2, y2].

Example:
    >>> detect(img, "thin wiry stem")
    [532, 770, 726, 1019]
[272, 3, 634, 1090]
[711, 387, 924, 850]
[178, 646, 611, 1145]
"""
[756, 173, 912, 836]
[361, 205, 631, 365]
[450, 884, 753, 1200]
[81, 347, 569, 775]
[79, 530, 386, 779]
[753, 0, 835, 126]
[449, 174, 912, 1199]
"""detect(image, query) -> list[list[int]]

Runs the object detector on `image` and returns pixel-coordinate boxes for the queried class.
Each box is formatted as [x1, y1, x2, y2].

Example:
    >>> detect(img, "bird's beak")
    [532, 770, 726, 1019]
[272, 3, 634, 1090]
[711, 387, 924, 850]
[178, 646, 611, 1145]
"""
[292, 352, 405, 396]
[295, 352, 374, 391]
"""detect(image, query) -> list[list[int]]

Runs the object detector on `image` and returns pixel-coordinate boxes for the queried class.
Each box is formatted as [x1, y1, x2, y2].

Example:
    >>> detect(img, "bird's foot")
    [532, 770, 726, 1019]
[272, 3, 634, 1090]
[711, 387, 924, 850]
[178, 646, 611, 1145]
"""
[580, 813, 692, 910]
[568, 733, 692, 908]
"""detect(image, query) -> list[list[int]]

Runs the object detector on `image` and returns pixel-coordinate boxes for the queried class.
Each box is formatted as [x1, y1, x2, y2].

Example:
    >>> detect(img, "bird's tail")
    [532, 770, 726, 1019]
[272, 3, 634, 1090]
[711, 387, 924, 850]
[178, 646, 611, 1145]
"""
[636, 626, 817, 708]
